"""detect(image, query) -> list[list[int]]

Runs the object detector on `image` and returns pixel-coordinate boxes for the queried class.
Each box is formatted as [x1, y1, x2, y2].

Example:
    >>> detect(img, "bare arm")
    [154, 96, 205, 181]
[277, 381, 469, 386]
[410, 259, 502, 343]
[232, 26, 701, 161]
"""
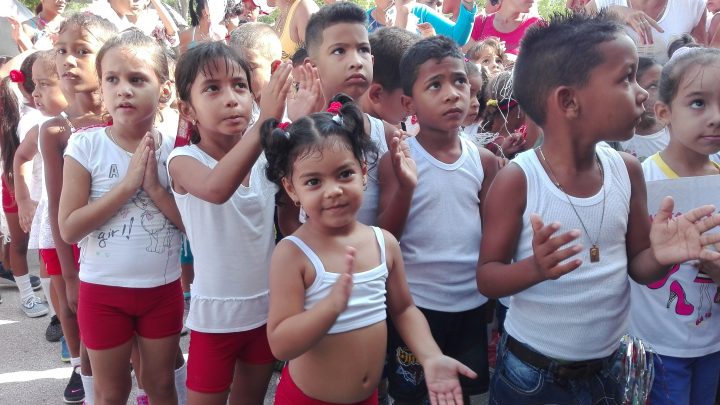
[13, 126, 39, 232]
[377, 135, 416, 239]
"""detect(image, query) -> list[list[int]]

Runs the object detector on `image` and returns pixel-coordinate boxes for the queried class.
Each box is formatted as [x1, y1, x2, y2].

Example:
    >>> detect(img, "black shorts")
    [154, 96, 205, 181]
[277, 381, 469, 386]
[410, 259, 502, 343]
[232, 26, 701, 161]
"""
[386, 303, 490, 402]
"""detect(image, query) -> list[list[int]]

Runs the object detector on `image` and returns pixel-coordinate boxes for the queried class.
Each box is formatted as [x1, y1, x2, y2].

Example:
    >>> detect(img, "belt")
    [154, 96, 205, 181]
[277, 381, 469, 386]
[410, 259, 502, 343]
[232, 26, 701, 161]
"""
[505, 335, 607, 380]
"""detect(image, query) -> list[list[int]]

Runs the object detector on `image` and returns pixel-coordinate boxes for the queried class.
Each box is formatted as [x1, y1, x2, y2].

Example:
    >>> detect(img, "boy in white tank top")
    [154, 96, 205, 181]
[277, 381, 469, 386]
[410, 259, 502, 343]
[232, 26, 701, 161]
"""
[379, 36, 500, 404]
[477, 13, 720, 405]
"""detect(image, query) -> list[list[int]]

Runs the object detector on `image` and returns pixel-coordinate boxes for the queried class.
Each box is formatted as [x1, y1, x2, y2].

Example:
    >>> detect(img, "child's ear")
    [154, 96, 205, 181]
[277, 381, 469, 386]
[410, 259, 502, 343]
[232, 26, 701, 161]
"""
[401, 94, 415, 116]
[178, 99, 197, 123]
[554, 86, 580, 119]
[281, 177, 299, 205]
[655, 101, 671, 126]
[367, 83, 384, 105]
[158, 80, 172, 104]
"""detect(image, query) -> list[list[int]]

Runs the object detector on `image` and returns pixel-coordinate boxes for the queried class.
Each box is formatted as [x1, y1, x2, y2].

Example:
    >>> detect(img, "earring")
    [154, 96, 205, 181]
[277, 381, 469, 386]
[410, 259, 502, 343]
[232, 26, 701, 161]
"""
[294, 200, 301, 208]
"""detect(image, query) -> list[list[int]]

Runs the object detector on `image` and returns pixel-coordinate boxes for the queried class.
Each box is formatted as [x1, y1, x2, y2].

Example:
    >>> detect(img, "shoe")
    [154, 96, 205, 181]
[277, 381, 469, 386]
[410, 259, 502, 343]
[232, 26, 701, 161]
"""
[60, 336, 70, 363]
[180, 296, 190, 336]
[21, 295, 49, 318]
[136, 394, 149, 405]
[46, 315, 64, 342]
[0, 267, 41, 291]
[63, 366, 85, 403]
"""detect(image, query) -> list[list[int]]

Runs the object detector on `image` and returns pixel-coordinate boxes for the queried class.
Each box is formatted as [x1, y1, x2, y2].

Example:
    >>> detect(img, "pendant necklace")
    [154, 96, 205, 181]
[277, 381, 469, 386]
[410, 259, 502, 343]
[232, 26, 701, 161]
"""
[538, 147, 606, 263]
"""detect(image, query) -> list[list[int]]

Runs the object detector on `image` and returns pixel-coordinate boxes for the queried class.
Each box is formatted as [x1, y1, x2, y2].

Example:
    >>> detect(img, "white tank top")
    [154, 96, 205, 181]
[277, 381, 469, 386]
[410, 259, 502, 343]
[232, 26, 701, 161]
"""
[168, 145, 278, 333]
[400, 136, 487, 312]
[357, 115, 388, 226]
[505, 146, 632, 361]
[630, 154, 720, 357]
[619, 127, 669, 163]
[285, 227, 388, 334]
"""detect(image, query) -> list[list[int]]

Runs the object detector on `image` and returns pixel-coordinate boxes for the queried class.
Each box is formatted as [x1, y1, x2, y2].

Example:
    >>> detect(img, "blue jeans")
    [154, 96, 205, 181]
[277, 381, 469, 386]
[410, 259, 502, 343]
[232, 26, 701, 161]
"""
[650, 351, 720, 405]
[489, 334, 621, 405]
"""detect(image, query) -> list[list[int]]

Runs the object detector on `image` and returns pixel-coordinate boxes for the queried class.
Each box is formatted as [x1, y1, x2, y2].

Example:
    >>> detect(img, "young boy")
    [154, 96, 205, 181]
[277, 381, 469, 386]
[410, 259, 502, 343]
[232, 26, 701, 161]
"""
[477, 12, 720, 403]
[228, 22, 282, 103]
[378, 35, 499, 405]
[360, 26, 420, 127]
[304, 2, 415, 227]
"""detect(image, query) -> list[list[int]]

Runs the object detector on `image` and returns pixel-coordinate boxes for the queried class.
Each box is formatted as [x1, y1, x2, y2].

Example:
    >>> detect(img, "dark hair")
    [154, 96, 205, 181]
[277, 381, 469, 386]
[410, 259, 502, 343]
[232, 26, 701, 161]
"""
[399, 35, 464, 96]
[0, 77, 21, 178]
[229, 22, 281, 62]
[291, 46, 308, 67]
[667, 33, 699, 59]
[466, 36, 507, 65]
[261, 94, 377, 185]
[369, 27, 420, 91]
[305, 2, 367, 57]
[58, 12, 118, 45]
[658, 47, 720, 105]
[513, 11, 624, 126]
[481, 70, 516, 132]
[175, 41, 254, 143]
[19, 51, 40, 95]
[190, 0, 207, 27]
[96, 28, 170, 83]
[636, 56, 660, 81]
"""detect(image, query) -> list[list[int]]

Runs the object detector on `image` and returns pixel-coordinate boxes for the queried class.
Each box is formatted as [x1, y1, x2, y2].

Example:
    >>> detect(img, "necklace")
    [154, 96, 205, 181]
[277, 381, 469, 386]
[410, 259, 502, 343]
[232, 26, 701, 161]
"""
[538, 147, 606, 263]
[107, 127, 161, 158]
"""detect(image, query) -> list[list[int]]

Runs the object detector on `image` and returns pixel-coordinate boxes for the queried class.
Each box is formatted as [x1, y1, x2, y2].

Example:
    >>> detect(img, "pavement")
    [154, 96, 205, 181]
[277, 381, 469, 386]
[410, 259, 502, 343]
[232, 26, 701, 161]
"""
[0, 252, 487, 404]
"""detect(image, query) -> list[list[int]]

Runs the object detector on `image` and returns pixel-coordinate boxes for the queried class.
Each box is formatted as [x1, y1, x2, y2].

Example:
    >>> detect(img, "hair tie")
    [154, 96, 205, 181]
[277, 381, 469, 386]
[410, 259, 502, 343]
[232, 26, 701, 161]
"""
[486, 99, 498, 108]
[277, 121, 291, 138]
[327, 101, 343, 125]
[9, 70, 25, 83]
[271, 60, 282, 75]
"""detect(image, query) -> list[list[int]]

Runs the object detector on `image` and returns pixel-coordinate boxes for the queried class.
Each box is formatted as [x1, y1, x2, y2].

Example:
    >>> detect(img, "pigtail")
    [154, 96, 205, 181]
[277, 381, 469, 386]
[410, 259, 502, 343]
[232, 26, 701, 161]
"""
[327, 93, 379, 169]
[18, 52, 40, 95]
[0, 77, 21, 179]
[261, 118, 294, 186]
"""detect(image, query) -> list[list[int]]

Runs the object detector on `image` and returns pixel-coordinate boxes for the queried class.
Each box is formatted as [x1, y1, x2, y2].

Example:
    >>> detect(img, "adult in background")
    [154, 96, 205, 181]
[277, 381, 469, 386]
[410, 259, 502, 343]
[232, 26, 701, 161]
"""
[240, 0, 271, 22]
[463, 0, 541, 60]
[86, 0, 179, 47]
[586, 0, 706, 62]
[268, 0, 318, 60]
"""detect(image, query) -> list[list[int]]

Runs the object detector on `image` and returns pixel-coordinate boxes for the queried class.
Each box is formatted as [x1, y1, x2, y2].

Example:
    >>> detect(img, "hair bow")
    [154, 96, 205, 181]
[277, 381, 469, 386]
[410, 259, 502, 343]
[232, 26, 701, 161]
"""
[486, 99, 498, 108]
[271, 60, 282, 75]
[9, 70, 25, 83]
[278, 122, 290, 130]
[327, 101, 342, 115]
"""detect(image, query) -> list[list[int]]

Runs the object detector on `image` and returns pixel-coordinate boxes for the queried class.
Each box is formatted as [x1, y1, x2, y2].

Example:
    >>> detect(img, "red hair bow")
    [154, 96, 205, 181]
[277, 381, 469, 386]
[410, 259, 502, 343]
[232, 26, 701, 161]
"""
[9, 70, 25, 83]
[326, 101, 342, 115]
[278, 122, 290, 130]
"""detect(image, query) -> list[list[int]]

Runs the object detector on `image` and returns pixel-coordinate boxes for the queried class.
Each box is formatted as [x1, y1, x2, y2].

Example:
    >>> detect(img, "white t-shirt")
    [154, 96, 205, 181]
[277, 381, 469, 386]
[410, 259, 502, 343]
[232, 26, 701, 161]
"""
[619, 127, 669, 162]
[168, 145, 278, 332]
[631, 153, 720, 357]
[595, 0, 706, 63]
[357, 114, 389, 226]
[17, 105, 48, 201]
[65, 127, 181, 288]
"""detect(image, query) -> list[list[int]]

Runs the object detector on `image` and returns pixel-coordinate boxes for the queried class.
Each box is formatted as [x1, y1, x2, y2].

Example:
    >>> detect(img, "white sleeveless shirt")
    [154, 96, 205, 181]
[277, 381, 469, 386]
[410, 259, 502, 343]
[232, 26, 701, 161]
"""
[505, 146, 632, 361]
[357, 115, 388, 226]
[400, 136, 487, 312]
[168, 145, 278, 333]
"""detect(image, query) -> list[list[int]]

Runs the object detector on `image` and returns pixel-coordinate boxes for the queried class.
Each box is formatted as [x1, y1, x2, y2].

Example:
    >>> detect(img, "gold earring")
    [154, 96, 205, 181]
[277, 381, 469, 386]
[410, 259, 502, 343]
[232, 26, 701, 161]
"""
[294, 200, 301, 208]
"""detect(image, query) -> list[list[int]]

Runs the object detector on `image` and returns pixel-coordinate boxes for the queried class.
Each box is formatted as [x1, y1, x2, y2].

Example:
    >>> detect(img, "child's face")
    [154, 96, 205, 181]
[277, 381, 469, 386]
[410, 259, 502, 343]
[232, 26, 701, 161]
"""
[374, 86, 407, 124]
[181, 58, 254, 140]
[100, 48, 167, 127]
[708, 0, 720, 13]
[475, 47, 503, 75]
[637, 63, 661, 121]
[283, 137, 366, 230]
[462, 73, 482, 126]
[505, 0, 535, 13]
[311, 22, 373, 101]
[657, 64, 720, 155]
[241, 0, 260, 21]
[55, 25, 102, 93]
[575, 35, 647, 141]
[42, 0, 67, 15]
[32, 60, 67, 116]
[241, 48, 278, 101]
[404, 56, 470, 132]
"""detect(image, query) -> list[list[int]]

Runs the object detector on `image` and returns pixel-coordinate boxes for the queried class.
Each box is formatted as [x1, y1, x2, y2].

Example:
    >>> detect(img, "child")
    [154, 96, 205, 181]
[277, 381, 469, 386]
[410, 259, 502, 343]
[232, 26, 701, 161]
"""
[479, 70, 528, 159]
[465, 37, 506, 76]
[228, 22, 283, 104]
[477, 13, 720, 404]
[168, 41, 292, 405]
[631, 47, 720, 405]
[360, 26, 420, 127]
[263, 99, 477, 405]
[617, 57, 667, 161]
[377, 35, 498, 405]
[304, 2, 413, 227]
[58, 28, 183, 405]
[461, 61, 485, 139]
[41, 13, 118, 404]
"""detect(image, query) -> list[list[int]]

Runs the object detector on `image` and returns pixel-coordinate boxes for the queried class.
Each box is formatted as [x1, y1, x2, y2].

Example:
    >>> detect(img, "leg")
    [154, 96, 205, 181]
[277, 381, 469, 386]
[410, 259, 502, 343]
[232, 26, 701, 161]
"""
[649, 353, 692, 405]
[86, 340, 134, 405]
[690, 351, 720, 405]
[6, 212, 30, 277]
[228, 361, 273, 405]
[51, 275, 80, 358]
[137, 334, 181, 405]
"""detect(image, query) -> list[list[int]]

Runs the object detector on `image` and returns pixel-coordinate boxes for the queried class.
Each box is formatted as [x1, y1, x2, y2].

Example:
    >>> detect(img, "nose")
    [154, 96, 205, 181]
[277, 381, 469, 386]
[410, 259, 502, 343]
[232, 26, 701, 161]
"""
[348, 49, 364, 70]
[62, 53, 76, 68]
[224, 89, 240, 107]
[117, 81, 132, 97]
[636, 83, 648, 106]
[708, 103, 720, 129]
[324, 181, 342, 199]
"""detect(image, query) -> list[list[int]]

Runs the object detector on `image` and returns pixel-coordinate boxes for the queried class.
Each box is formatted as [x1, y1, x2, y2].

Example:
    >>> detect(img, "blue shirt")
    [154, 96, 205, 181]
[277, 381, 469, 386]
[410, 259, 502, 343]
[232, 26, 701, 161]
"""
[366, 3, 475, 46]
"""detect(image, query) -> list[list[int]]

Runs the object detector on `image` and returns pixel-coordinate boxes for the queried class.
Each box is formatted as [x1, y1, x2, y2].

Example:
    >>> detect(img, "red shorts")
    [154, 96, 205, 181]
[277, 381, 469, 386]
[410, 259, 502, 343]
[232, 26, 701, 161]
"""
[186, 325, 275, 393]
[274, 365, 378, 405]
[2, 176, 17, 214]
[39, 246, 80, 276]
[78, 280, 183, 350]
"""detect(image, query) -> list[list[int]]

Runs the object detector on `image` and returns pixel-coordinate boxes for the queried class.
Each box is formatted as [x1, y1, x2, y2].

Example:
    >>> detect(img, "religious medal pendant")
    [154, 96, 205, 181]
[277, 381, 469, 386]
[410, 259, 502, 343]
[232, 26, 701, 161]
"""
[590, 245, 600, 263]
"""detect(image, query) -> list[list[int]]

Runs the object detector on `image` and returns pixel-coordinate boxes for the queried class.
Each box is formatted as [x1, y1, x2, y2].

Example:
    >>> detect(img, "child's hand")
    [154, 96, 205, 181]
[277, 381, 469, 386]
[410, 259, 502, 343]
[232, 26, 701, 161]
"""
[122, 135, 151, 193]
[650, 196, 720, 266]
[17, 198, 38, 233]
[695, 260, 720, 285]
[423, 355, 477, 405]
[417, 22, 436, 38]
[500, 132, 526, 157]
[287, 62, 325, 121]
[389, 132, 417, 191]
[326, 247, 355, 315]
[530, 214, 583, 280]
[259, 62, 293, 122]
[141, 134, 161, 194]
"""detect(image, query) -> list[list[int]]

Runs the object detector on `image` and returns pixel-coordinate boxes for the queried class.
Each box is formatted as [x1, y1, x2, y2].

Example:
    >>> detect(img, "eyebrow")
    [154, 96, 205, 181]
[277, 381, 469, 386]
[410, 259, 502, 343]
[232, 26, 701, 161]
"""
[327, 41, 370, 49]
[298, 162, 355, 178]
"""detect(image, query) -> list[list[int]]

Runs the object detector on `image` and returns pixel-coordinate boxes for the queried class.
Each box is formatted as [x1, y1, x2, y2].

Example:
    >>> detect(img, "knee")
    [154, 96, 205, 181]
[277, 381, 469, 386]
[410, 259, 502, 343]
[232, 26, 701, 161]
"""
[143, 373, 176, 399]
[55, 303, 77, 323]
[95, 383, 132, 405]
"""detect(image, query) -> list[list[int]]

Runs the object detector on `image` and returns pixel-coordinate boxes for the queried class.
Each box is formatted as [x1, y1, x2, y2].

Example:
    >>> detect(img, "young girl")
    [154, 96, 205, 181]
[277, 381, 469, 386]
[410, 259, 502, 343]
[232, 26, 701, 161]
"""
[618, 57, 668, 161]
[167, 42, 293, 405]
[178, 0, 228, 54]
[461, 61, 486, 142]
[478, 70, 529, 159]
[41, 13, 118, 404]
[466, 37, 506, 76]
[263, 100, 476, 404]
[58, 28, 184, 405]
[630, 47, 720, 405]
